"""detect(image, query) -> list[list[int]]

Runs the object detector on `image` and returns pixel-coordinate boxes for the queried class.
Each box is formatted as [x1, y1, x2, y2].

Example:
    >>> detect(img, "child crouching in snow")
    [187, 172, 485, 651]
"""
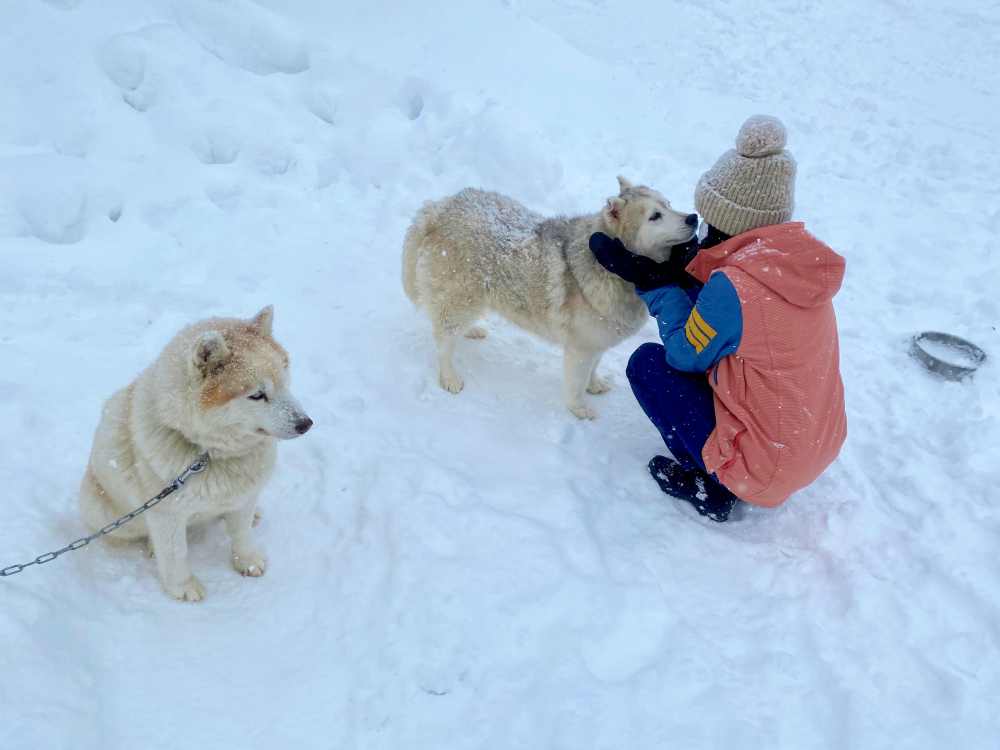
[590, 115, 847, 521]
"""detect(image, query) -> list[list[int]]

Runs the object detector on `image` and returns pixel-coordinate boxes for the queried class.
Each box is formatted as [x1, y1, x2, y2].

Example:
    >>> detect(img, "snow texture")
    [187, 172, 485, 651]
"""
[1, 1, 998, 749]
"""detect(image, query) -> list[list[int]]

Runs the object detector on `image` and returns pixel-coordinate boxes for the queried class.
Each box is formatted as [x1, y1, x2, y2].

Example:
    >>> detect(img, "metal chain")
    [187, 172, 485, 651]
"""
[0, 452, 210, 578]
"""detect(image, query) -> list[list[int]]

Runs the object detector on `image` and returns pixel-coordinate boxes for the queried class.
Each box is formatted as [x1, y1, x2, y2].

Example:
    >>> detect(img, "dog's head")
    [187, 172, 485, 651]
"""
[188, 306, 312, 448]
[602, 176, 697, 262]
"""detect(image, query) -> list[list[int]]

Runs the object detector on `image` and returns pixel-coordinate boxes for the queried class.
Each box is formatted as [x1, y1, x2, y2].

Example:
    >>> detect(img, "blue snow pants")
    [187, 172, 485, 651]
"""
[625, 342, 717, 473]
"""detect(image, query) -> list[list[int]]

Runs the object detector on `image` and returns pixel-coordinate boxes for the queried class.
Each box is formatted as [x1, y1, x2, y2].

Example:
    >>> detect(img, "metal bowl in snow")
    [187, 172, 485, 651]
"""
[909, 332, 986, 382]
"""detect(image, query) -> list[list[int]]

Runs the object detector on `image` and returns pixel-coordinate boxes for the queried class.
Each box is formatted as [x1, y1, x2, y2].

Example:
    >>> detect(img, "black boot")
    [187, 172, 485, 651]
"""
[648, 456, 738, 522]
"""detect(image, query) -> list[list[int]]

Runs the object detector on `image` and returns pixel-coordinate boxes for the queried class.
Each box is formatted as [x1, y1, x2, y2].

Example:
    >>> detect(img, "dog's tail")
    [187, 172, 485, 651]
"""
[402, 200, 442, 306]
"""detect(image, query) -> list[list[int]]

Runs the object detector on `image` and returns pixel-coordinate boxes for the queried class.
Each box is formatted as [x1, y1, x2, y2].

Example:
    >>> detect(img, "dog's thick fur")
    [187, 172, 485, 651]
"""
[402, 177, 696, 418]
[79, 306, 312, 601]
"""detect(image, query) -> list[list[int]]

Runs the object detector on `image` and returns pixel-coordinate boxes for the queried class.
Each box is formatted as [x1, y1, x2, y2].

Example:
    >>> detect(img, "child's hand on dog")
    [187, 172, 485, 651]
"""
[589, 232, 685, 292]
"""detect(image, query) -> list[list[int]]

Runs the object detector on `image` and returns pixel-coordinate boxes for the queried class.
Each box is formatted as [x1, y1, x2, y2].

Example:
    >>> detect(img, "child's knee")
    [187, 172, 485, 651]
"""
[626, 343, 666, 384]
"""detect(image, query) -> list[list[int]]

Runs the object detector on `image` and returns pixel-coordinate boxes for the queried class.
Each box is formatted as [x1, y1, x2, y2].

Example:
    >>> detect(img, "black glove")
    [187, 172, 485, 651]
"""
[589, 232, 692, 292]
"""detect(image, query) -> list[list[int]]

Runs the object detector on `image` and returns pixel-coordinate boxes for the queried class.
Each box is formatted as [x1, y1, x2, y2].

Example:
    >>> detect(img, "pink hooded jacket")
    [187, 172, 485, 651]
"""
[686, 223, 847, 507]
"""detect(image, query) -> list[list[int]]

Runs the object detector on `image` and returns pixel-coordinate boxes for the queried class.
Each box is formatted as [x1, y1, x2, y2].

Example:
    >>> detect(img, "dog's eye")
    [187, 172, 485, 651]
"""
[649, 212, 662, 222]
[248, 391, 268, 402]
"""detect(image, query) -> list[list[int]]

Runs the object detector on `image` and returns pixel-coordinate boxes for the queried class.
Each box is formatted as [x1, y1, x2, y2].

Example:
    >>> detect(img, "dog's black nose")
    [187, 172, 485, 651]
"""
[685, 213, 699, 228]
[294, 417, 313, 435]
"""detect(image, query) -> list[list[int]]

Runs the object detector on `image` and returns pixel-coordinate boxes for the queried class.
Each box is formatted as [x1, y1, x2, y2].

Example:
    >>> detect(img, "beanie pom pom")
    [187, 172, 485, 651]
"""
[735, 115, 787, 158]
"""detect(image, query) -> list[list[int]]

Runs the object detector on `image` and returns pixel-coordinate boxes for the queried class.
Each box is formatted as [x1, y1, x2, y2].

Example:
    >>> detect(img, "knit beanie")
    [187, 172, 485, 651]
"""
[694, 115, 796, 237]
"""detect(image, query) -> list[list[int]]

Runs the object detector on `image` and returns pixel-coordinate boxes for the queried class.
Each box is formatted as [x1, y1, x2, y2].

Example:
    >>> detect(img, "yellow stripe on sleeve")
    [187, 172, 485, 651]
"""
[685, 318, 708, 352]
[690, 307, 717, 340]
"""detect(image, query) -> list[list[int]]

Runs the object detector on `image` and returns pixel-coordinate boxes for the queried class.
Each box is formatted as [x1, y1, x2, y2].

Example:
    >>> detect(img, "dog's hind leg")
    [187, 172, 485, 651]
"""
[431, 306, 482, 394]
[564, 346, 602, 419]
[434, 327, 464, 393]
[586, 353, 612, 395]
[79, 466, 147, 543]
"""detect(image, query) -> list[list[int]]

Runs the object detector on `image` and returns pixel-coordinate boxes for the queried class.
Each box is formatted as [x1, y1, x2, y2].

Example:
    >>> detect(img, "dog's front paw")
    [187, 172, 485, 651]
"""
[568, 403, 597, 420]
[439, 370, 464, 394]
[587, 374, 611, 395]
[232, 549, 268, 577]
[165, 576, 206, 602]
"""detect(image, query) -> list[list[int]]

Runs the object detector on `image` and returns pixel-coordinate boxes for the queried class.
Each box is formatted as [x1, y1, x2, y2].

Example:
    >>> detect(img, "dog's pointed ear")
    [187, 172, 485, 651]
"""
[604, 196, 626, 225]
[192, 330, 230, 377]
[617, 175, 634, 194]
[251, 305, 274, 336]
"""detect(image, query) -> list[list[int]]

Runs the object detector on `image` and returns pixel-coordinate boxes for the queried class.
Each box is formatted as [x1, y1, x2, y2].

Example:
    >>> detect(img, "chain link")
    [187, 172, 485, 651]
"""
[0, 452, 210, 578]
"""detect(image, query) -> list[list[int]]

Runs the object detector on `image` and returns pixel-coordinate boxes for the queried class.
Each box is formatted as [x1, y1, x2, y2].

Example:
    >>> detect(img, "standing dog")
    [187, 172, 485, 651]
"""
[79, 306, 312, 601]
[402, 177, 697, 418]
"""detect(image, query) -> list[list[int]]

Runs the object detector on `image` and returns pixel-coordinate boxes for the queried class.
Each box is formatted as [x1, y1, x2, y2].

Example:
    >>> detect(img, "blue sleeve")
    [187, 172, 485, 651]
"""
[637, 272, 743, 373]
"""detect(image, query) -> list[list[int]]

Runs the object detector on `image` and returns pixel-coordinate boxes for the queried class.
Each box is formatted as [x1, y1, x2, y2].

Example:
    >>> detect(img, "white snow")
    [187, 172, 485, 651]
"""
[1, 1, 999, 748]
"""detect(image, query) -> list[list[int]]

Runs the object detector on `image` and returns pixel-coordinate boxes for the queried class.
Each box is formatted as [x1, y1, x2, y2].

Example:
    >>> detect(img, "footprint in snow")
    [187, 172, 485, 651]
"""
[98, 32, 157, 112]
[192, 130, 240, 165]
[172, 0, 310, 76]
[305, 86, 339, 126]
[17, 183, 89, 245]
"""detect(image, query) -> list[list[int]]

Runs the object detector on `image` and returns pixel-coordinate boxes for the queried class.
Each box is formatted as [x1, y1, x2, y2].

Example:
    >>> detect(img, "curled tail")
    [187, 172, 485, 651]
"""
[401, 234, 420, 305]
[402, 200, 443, 305]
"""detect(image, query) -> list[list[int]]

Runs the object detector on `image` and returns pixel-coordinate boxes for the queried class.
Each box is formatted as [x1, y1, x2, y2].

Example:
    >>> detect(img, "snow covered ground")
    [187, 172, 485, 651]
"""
[1, 0, 998, 747]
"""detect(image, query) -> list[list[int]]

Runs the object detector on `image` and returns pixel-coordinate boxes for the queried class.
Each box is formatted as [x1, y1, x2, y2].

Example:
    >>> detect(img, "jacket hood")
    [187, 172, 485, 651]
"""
[687, 223, 845, 308]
